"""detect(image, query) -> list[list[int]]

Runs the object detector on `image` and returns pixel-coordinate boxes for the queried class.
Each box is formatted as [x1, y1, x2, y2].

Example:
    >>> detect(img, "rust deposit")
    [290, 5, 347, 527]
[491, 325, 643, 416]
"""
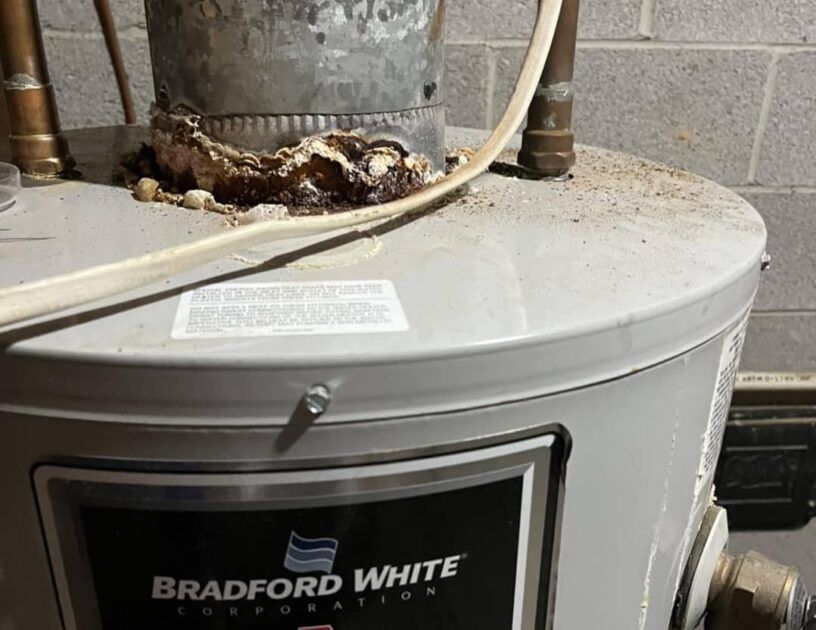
[142, 107, 439, 212]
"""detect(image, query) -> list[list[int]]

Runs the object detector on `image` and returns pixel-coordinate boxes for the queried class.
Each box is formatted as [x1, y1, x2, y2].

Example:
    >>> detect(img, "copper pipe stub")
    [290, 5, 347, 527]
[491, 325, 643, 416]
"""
[0, 0, 74, 176]
[0, 84, 10, 158]
[94, 0, 136, 125]
[518, 0, 579, 177]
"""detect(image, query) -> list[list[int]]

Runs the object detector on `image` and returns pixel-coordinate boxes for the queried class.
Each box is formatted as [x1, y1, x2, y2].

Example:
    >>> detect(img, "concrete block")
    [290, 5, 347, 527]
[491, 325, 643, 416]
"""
[757, 52, 816, 186]
[39, 0, 147, 32]
[491, 47, 528, 130]
[43, 35, 154, 129]
[654, 0, 816, 44]
[445, 45, 490, 129]
[492, 45, 771, 185]
[742, 191, 816, 311]
[579, 0, 643, 41]
[446, 0, 642, 41]
[740, 314, 816, 371]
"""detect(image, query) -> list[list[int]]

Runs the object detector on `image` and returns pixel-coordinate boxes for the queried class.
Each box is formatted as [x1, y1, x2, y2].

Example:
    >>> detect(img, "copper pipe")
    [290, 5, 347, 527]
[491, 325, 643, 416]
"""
[93, 0, 136, 124]
[518, 0, 579, 177]
[0, 0, 74, 175]
[0, 86, 10, 159]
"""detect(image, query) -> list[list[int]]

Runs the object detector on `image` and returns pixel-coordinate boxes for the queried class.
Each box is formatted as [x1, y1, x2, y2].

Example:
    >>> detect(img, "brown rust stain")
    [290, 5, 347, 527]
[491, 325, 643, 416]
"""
[147, 107, 438, 210]
[429, 0, 445, 42]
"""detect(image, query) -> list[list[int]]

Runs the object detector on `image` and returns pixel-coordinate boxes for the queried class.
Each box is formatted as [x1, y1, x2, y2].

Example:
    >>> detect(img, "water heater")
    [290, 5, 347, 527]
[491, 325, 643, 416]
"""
[0, 125, 766, 629]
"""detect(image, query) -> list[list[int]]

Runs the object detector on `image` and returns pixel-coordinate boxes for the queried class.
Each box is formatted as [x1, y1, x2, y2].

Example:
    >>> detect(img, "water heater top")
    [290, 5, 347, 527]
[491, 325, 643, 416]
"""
[0, 127, 766, 422]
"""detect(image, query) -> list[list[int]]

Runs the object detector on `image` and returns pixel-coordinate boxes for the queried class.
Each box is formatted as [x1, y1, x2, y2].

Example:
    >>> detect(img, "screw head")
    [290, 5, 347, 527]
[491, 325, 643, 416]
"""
[303, 384, 332, 415]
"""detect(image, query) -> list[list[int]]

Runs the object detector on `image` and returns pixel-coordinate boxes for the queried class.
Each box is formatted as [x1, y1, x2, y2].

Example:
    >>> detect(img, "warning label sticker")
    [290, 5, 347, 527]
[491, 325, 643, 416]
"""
[172, 280, 409, 339]
[697, 310, 751, 489]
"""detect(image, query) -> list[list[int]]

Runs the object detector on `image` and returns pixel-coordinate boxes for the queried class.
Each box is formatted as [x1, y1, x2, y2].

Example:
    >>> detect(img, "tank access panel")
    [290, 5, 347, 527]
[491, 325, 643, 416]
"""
[35, 435, 566, 630]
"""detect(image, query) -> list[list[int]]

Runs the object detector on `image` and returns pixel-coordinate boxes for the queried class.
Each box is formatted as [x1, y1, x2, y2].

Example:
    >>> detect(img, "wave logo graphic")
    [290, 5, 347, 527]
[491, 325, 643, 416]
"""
[284, 532, 339, 574]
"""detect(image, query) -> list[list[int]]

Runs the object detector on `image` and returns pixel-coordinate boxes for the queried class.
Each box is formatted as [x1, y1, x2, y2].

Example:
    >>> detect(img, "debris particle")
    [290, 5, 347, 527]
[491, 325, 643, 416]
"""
[134, 177, 160, 202]
[445, 147, 476, 174]
[234, 204, 290, 226]
[182, 189, 216, 210]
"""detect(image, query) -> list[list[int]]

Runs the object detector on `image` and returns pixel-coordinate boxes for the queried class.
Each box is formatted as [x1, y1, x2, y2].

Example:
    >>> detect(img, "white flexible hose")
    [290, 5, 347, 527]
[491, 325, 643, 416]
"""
[0, 0, 563, 328]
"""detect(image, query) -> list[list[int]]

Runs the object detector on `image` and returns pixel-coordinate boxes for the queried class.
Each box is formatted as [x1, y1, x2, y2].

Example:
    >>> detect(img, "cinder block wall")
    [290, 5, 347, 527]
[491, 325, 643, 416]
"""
[37, 0, 816, 370]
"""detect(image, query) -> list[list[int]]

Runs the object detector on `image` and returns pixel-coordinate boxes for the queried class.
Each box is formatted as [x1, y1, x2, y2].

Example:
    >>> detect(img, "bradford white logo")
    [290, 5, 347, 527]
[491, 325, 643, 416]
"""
[151, 530, 463, 615]
[284, 532, 339, 575]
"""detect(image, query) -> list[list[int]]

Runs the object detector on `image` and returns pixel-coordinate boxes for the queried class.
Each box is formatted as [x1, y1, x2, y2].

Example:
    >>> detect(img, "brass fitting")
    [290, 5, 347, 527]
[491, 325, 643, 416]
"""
[518, 0, 579, 177]
[0, 0, 74, 175]
[706, 550, 808, 630]
[674, 506, 814, 630]
[0, 85, 10, 158]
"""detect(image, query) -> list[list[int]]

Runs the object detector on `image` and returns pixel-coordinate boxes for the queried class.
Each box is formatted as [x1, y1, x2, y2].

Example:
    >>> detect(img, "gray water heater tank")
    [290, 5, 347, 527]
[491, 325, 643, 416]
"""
[0, 127, 766, 630]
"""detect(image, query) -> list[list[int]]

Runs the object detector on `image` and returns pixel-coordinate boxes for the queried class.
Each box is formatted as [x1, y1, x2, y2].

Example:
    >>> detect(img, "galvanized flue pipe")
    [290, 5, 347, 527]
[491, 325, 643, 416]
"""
[144, 0, 447, 169]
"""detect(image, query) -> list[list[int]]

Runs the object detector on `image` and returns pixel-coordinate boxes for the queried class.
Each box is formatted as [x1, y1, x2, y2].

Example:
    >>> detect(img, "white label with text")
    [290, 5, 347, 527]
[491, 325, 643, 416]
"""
[172, 281, 409, 339]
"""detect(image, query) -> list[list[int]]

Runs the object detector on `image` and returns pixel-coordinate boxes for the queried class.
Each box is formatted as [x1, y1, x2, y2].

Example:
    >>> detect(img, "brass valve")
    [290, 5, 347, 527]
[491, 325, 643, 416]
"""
[705, 550, 809, 630]
[674, 506, 815, 630]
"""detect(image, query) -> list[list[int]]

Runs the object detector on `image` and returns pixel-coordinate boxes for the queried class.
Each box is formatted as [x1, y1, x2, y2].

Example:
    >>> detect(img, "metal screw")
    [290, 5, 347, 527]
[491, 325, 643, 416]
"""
[303, 384, 332, 415]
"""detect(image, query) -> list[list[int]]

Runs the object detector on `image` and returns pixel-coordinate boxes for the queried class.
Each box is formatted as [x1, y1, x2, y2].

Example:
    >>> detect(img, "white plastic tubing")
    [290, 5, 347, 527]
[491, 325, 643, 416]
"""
[0, 0, 563, 328]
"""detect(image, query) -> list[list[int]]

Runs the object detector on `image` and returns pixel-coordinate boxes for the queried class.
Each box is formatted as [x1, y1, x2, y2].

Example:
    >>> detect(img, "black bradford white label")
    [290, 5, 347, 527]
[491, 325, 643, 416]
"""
[79, 476, 524, 630]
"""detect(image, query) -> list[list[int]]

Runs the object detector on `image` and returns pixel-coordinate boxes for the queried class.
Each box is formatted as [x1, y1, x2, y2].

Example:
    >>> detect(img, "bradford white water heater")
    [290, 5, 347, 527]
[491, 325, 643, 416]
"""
[0, 124, 768, 629]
